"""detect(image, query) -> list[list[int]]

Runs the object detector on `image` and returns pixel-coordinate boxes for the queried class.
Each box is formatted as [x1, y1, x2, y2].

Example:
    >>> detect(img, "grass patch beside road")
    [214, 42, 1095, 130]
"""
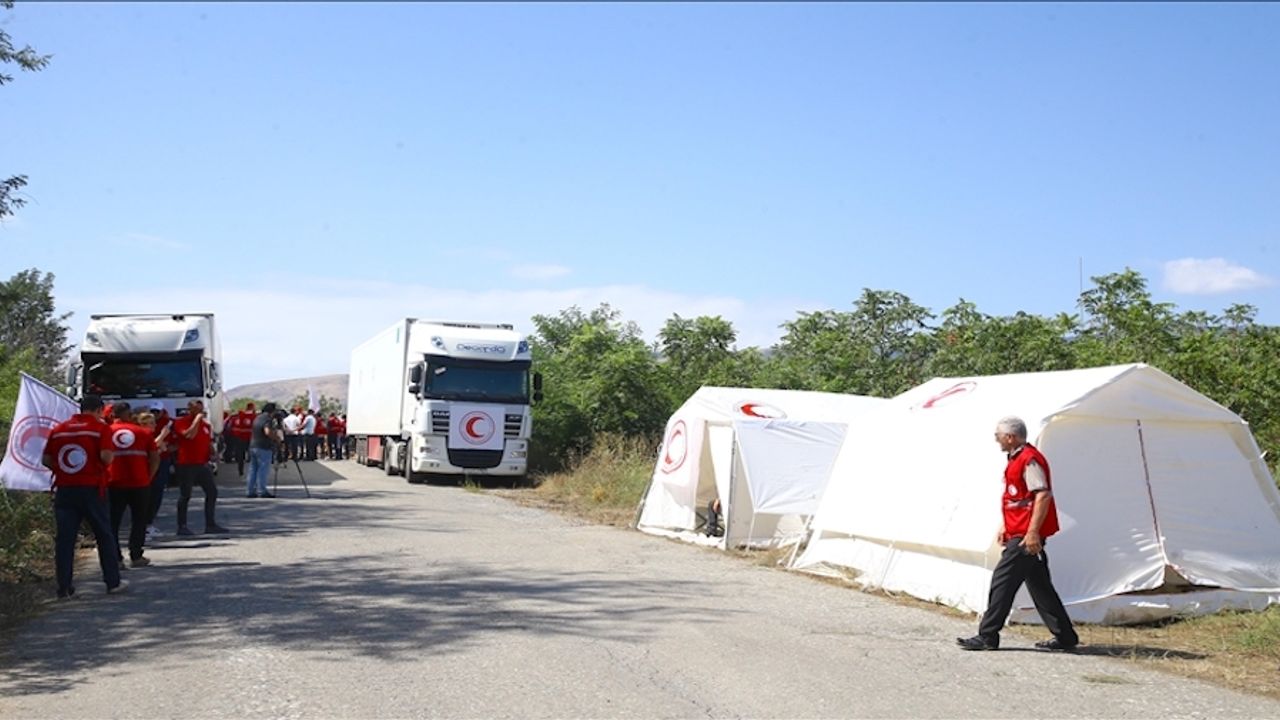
[0, 487, 56, 632]
[502, 446, 1280, 701]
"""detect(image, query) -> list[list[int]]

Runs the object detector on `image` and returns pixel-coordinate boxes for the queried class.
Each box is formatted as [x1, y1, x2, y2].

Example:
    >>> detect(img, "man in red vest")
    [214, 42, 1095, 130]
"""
[173, 399, 229, 535]
[228, 402, 256, 477]
[957, 416, 1079, 652]
[42, 394, 127, 598]
[107, 402, 159, 568]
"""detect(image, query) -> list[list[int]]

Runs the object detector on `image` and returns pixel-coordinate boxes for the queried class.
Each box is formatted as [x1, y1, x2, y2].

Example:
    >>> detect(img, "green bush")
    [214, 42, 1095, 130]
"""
[0, 487, 54, 583]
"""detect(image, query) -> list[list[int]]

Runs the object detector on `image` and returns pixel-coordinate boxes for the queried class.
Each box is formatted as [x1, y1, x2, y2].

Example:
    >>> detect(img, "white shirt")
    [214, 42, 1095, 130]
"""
[302, 415, 317, 435]
[283, 414, 301, 435]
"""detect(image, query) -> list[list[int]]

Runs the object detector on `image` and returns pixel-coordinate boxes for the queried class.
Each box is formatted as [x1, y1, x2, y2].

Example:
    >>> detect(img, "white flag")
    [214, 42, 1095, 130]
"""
[307, 384, 320, 412]
[1, 373, 77, 492]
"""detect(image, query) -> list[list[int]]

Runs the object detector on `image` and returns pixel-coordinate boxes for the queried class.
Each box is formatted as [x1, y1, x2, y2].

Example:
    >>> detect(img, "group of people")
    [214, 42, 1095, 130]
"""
[41, 395, 228, 598]
[223, 406, 347, 469]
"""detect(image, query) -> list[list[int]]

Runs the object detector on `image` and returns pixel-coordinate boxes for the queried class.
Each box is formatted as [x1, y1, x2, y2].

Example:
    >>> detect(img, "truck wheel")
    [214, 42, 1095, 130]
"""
[407, 471, 426, 484]
[383, 445, 397, 476]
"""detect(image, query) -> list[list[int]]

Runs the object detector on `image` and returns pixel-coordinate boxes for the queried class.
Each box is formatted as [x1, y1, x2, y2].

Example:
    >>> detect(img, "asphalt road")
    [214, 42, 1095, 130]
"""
[1, 460, 1277, 719]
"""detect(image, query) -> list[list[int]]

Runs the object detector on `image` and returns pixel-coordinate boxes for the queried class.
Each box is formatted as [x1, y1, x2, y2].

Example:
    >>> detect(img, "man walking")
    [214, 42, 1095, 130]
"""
[106, 402, 159, 568]
[302, 408, 318, 461]
[247, 402, 280, 498]
[172, 399, 229, 535]
[145, 402, 176, 541]
[42, 395, 127, 598]
[227, 402, 256, 477]
[957, 416, 1079, 652]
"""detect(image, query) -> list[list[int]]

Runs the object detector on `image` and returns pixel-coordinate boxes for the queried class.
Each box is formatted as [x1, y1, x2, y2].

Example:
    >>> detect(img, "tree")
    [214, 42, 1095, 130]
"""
[1, 1, 52, 221]
[287, 393, 344, 417]
[229, 397, 269, 413]
[529, 304, 671, 471]
[772, 289, 936, 396]
[657, 314, 740, 405]
[0, 268, 72, 385]
[929, 300, 1077, 378]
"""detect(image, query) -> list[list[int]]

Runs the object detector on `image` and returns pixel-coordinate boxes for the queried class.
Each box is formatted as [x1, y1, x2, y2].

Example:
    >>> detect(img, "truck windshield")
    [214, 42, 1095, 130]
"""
[87, 359, 204, 399]
[424, 361, 528, 403]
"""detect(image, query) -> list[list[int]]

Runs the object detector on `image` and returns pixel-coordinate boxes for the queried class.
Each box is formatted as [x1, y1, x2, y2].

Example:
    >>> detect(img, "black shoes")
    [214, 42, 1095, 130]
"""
[1035, 637, 1079, 652]
[260, 492, 276, 498]
[205, 524, 231, 534]
[956, 635, 999, 651]
[246, 493, 258, 498]
[176, 526, 195, 536]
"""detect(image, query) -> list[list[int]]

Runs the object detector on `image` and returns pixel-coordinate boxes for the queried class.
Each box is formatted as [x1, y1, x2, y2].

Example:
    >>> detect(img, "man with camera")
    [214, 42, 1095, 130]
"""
[247, 402, 282, 498]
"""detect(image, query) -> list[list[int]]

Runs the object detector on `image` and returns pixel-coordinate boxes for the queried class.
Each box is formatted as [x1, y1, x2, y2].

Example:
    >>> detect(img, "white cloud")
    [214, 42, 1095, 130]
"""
[508, 263, 571, 281]
[1162, 257, 1274, 295]
[60, 277, 811, 389]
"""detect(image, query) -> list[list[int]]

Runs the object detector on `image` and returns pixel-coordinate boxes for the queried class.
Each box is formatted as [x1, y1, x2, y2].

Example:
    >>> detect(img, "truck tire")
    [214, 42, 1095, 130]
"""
[407, 470, 426, 484]
[383, 445, 397, 476]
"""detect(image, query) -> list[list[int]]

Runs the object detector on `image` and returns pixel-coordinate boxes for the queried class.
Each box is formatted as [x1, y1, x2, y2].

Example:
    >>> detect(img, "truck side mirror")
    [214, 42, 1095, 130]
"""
[533, 391, 544, 404]
[533, 373, 543, 391]
[409, 365, 423, 384]
[408, 383, 420, 394]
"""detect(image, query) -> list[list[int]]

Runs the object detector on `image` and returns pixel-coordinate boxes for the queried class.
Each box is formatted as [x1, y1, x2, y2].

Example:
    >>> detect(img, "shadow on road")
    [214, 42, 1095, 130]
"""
[0, 468, 724, 697]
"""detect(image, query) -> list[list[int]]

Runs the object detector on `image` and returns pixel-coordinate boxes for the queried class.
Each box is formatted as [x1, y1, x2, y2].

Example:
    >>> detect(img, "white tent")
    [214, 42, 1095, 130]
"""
[793, 364, 1280, 625]
[636, 387, 886, 549]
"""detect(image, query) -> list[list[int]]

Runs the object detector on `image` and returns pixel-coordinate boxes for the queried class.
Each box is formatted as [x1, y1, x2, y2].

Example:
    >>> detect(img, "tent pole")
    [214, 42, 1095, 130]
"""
[726, 434, 739, 550]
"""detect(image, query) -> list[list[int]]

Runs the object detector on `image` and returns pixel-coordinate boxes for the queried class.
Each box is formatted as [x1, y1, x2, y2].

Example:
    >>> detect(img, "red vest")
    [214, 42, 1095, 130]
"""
[45, 414, 113, 489]
[1002, 443, 1060, 538]
[107, 420, 156, 489]
[230, 411, 255, 440]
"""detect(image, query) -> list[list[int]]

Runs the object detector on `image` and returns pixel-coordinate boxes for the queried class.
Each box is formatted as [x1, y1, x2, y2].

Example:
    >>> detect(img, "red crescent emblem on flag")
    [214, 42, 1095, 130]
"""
[8, 415, 59, 471]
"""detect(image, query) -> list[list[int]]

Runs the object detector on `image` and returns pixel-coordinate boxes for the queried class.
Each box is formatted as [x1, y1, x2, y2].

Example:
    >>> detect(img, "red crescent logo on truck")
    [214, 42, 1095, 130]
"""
[917, 381, 977, 410]
[460, 412, 496, 445]
[737, 402, 786, 419]
[659, 420, 688, 474]
[8, 415, 58, 471]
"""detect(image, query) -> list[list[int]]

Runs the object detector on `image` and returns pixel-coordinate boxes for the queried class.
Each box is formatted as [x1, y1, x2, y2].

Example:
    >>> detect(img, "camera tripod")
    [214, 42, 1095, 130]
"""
[272, 452, 312, 498]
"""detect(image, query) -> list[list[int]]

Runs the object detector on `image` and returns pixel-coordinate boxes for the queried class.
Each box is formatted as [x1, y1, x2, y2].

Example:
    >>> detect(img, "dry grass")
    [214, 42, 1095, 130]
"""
[500, 447, 1280, 701]
[514, 433, 655, 527]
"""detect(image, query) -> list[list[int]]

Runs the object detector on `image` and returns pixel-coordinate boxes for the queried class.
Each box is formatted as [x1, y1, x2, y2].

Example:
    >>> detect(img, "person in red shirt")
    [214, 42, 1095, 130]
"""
[146, 402, 176, 540]
[314, 410, 329, 459]
[42, 394, 126, 598]
[957, 416, 1079, 652]
[328, 413, 347, 461]
[106, 402, 160, 568]
[172, 399, 228, 535]
[228, 402, 256, 477]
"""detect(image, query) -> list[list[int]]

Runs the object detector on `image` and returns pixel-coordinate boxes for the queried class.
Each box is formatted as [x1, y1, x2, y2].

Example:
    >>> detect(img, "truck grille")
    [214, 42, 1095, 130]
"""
[431, 410, 449, 434]
[447, 449, 504, 469]
[504, 413, 522, 438]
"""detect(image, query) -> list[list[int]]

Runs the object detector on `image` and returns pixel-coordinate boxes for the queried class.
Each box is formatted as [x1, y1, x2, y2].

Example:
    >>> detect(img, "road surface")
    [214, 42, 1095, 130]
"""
[2, 460, 1276, 718]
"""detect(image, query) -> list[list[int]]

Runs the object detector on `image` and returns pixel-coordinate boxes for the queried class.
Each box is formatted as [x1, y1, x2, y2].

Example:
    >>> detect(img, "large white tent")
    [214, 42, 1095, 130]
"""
[793, 364, 1280, 625]
[636, 387, 886, 549]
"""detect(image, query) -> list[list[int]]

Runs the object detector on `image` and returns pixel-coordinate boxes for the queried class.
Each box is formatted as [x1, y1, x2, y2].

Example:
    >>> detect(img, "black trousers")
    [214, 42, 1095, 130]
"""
[110, 486, 151, 561]
[977, 538, 1078, 645]
[54, 486, 121, 595]
[175, 463, 219, 530]
[229, 436, 249, 476]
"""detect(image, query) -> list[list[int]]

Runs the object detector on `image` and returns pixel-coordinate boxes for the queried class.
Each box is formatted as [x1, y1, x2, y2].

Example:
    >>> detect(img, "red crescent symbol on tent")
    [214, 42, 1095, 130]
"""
[737, 402, 786, 419]
[919, 381, 978, 409]
[659, 420, 688, 474]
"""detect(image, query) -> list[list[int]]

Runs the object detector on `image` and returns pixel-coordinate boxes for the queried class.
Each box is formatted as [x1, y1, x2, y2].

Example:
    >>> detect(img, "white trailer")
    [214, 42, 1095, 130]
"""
[345, 317, 540, 481]
[346, 319, 542, 483]
[67, 313, 227, 433]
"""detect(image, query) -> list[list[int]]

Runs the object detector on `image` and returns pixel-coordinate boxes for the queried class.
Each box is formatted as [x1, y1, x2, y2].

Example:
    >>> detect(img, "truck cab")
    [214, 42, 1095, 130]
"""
[67, 313, 226, 433]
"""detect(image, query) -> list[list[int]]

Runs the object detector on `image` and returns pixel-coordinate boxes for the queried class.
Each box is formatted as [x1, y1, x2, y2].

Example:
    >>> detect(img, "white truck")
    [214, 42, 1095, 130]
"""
[67, 313, 226, 433]
[347, 319, 542, 483]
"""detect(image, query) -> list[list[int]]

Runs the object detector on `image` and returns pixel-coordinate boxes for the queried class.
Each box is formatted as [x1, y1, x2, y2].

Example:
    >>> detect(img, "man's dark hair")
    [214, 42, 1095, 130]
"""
[112, 401, 132, 418]
[262, 401, 278, 414]
[81, 395, 104, 412]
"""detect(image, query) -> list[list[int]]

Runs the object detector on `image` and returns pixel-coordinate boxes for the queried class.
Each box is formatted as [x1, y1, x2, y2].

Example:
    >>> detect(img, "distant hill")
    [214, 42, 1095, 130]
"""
[225, 374, 349, 408]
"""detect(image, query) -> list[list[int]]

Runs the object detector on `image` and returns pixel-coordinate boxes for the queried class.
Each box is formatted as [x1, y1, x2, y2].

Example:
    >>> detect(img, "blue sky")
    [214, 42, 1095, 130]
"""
[4, 2, 1278, 389]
